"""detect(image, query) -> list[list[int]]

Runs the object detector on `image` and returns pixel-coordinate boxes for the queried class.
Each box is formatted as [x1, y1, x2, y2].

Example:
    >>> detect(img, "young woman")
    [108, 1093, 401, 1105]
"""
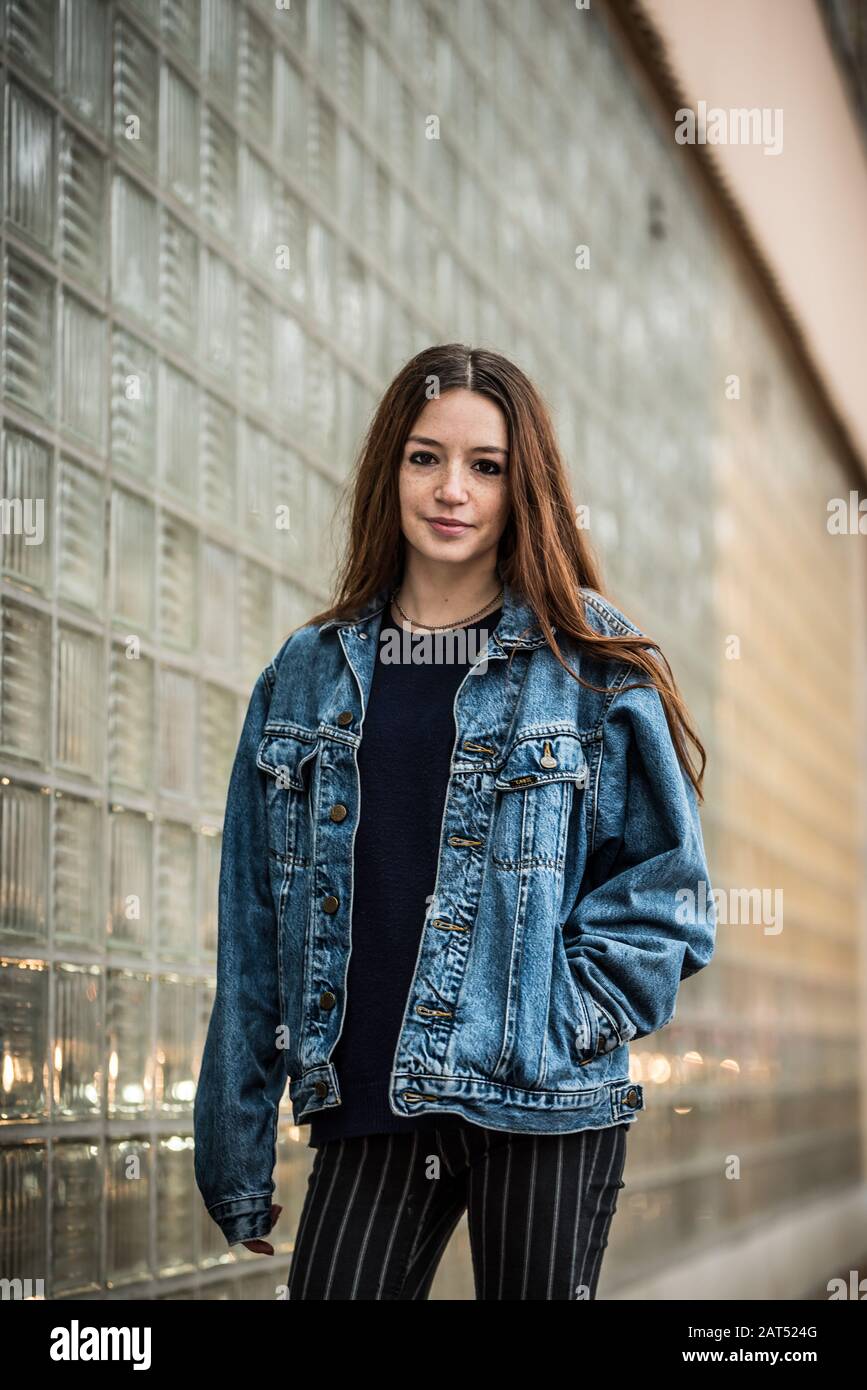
[193, 344, 716, 1300]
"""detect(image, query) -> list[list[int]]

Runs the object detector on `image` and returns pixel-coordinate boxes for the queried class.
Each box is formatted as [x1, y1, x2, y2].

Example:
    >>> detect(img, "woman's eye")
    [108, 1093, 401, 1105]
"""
[473, 459, 504, 477]
[406, 450, 506, 477]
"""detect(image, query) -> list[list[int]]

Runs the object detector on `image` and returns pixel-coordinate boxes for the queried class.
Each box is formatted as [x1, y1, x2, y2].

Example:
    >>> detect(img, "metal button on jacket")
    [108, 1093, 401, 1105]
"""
[322, 894, 339, 913]
[625, 1087, 640, 1108]
[314, 1081, 328, 1097]
[319, 990, 336, 1010]
[329, 803, 348, 822]
[336, 711, 353, 726]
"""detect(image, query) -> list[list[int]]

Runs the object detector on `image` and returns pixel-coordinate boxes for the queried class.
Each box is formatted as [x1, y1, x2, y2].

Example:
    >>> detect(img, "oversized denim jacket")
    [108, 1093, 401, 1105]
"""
[193, 581, 716, 1245]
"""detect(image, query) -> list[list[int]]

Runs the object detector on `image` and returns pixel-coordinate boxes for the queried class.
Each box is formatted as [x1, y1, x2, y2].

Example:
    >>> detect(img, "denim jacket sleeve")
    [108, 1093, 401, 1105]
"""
[563, 670, 716, 1058]
[193, 661, 287, 1247]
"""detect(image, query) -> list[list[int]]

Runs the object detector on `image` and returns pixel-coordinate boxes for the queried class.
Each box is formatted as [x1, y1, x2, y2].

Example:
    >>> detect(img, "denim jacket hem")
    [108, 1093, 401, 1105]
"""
[292, 1068, 645, 1133]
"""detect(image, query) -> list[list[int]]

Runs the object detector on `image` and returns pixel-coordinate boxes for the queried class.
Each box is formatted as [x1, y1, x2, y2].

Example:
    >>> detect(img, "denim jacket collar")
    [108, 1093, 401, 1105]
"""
[318, 577, 550, 650]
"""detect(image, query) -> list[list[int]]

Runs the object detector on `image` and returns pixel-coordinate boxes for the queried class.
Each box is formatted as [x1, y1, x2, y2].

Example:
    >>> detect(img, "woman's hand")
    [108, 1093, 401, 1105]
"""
[241, 1203, 283, 1255]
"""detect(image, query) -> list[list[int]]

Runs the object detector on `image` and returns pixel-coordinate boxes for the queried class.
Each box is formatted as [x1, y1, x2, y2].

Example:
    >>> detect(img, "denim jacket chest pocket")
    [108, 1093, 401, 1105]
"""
[256, 727, 320, 866]
[490, 730, 589, 870]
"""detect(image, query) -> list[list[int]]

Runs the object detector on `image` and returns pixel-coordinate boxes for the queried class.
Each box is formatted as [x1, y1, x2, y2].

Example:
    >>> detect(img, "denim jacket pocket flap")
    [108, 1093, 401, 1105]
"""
[494, 732, 589, 791]
[256, 731, 319, 790]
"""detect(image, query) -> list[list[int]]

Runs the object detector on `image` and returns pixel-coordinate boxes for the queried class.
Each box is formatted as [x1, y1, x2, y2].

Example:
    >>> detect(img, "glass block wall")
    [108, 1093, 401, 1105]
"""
[1, 0, 863, 1300]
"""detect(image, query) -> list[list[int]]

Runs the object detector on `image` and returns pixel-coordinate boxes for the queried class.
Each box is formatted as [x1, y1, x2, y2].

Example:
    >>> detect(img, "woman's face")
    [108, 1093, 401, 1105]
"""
[397, 388, 511, 570]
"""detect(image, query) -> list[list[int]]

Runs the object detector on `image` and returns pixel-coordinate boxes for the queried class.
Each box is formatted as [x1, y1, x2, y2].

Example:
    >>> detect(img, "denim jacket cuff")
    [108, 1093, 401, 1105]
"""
[208, 1194, 274, 1246]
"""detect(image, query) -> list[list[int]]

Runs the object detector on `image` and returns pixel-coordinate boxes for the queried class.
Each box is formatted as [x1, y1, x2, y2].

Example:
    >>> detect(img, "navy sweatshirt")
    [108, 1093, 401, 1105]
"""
[307, 602, 504, 1147]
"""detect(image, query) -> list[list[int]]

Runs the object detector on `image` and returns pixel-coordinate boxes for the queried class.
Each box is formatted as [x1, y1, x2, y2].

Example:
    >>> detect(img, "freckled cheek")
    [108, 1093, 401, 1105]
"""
[481, 494, 511, 533]
[398, 469, 430, 511]
[396, 482, 419, 523]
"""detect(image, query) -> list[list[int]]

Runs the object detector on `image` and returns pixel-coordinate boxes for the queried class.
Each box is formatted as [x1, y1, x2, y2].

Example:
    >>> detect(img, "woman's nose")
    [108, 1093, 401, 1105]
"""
[435, 465, 470, 500]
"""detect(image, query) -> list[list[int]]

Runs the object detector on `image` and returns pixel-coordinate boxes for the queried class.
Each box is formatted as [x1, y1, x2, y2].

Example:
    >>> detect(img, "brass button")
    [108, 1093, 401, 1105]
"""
[336, 711, 353, 727]
[625, 1087, 639, 1108]
[329, 803, 348, 822]
[319, 990, 336, 1010]
[322, 894, 339, 913]
[314, 1081, 328, 1097]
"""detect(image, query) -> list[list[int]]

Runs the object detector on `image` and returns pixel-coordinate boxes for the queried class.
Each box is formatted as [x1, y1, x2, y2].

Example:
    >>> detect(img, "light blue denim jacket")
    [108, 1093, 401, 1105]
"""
[194, 581, 716, 1245]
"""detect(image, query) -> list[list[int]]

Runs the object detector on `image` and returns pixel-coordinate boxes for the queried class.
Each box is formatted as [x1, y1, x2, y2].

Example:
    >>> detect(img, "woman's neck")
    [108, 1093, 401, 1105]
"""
[392, 572, 503, 632]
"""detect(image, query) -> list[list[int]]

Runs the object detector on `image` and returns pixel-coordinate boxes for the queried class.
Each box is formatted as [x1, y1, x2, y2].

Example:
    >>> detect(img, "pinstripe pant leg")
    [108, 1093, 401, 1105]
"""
[464, 1122, 629, 1300]
[286, 1131, 467, 1300]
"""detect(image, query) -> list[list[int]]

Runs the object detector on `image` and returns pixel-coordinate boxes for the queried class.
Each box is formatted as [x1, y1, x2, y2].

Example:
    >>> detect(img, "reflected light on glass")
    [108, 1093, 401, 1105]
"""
[647, 1052, 672, 1083]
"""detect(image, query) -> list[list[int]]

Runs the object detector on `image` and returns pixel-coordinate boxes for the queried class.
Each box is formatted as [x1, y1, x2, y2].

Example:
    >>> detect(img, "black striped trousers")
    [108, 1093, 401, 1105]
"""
[285, 1119, 629, 1300]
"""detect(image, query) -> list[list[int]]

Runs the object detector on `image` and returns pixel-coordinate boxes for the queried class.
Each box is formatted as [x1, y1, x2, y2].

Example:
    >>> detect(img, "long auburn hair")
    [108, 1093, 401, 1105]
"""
[304, 344, 706, 802]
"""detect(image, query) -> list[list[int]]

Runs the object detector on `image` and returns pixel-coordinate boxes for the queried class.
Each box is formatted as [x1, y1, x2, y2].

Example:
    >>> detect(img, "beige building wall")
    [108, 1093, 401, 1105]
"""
[600, 0, 867, 1298]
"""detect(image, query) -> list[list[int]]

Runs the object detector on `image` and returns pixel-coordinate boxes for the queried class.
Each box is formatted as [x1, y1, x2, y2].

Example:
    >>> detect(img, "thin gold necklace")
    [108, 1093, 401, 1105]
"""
[391, 584, 504, 632]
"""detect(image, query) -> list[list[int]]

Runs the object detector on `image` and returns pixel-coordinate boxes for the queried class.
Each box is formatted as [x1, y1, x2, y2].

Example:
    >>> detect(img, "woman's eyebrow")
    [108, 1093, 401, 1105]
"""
[407, 434, 509, 456]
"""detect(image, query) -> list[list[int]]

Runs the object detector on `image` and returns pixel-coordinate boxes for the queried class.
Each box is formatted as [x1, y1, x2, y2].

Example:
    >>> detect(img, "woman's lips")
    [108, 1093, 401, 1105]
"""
[427, 518, 471, 535]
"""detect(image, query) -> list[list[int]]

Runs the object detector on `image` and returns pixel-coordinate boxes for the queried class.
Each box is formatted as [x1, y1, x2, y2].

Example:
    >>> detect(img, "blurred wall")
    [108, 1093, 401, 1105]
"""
[0, 0, 863, 1301]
